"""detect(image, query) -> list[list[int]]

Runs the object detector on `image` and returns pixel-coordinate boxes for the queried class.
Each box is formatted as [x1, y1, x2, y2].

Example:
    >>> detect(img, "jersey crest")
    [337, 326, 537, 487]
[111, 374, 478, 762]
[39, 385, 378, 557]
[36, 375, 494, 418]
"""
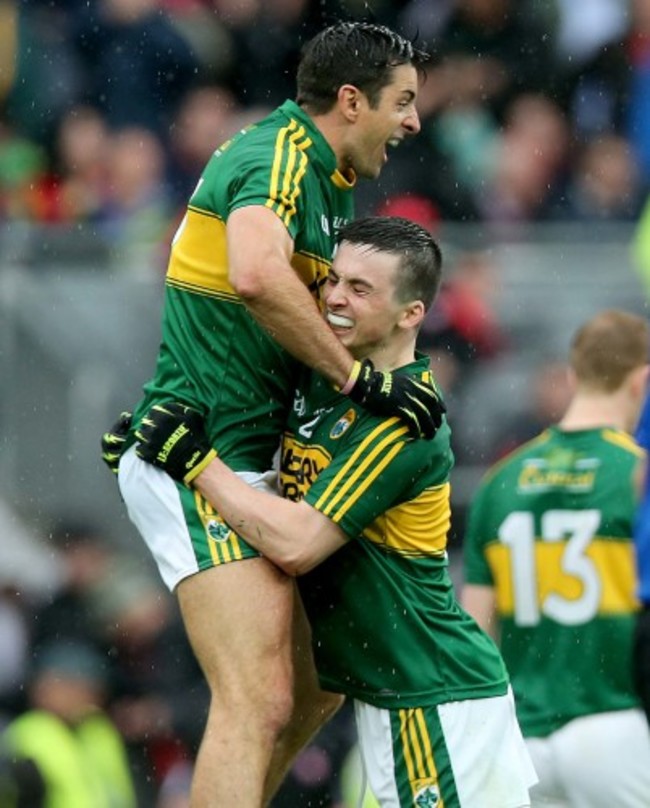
[414, 784, 440, 807]
[330, 409, 356, 439]
[206, 516, 233, 544]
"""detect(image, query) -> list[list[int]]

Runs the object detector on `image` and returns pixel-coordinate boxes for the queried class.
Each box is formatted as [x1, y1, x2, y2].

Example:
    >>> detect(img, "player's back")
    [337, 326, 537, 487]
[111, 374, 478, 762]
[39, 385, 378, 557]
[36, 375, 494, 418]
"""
[466, 425, 644, 736]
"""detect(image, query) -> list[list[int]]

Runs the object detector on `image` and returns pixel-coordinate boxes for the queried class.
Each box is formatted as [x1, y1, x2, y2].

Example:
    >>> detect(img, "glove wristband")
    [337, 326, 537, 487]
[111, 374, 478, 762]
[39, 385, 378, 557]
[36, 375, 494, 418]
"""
[183, 448, 218, 486]
[341, 360, 362, 395]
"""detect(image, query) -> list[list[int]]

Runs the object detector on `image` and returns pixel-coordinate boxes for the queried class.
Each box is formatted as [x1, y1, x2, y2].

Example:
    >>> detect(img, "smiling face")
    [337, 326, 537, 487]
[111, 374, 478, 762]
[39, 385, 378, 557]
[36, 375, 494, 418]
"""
[324, 240, 420, 364]
[342, 63, 421, 179]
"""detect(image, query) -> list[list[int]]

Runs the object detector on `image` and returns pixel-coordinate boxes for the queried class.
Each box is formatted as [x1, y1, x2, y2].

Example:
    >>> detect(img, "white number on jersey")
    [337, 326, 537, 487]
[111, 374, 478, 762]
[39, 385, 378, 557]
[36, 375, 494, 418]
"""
[499, 509, 602, 627]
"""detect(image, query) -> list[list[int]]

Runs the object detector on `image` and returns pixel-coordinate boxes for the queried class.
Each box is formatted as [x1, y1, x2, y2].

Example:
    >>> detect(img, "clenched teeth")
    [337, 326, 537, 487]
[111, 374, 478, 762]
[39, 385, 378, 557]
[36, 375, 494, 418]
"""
[327, 312, 354, 328]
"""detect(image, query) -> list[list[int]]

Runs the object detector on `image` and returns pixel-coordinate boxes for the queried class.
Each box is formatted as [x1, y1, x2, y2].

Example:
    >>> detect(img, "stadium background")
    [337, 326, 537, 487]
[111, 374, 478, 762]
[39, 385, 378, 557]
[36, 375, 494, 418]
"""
[0, 1, 649, 805]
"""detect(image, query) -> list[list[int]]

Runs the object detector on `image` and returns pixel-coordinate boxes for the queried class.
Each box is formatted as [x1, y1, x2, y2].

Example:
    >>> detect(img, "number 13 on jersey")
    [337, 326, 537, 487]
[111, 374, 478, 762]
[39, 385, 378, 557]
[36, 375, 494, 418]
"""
[495, 509, 635, 627]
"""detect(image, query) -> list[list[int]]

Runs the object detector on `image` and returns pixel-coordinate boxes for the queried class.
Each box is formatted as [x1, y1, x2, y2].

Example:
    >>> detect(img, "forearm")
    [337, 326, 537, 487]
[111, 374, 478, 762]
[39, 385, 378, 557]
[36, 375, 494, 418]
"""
[227, 205, 354, 388]
[242, 267, 355, 389]
[194, 460, 347, 576]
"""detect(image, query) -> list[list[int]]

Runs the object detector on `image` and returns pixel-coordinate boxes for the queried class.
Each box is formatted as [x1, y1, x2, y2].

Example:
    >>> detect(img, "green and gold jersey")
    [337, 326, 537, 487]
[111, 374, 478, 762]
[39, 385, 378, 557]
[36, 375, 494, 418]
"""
[132, 100, 355, 471]
[464, 426, 645, 737]
[283, 355, 509, 709]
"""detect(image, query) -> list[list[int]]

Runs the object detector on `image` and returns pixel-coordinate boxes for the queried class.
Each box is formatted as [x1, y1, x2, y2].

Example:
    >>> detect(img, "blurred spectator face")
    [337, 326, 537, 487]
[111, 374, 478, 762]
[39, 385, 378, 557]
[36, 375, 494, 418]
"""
[504, 94, 570, 174]
[57, 107, 109, 177]
[29, 643, 108, 723]
[578, 135, 639, 211]
[111, 589, 171, 647]
[488, 94, 570, 219]
[31, 671, 105, 723]
[107, 127, 166, 207]
[172, 86, 240, 167]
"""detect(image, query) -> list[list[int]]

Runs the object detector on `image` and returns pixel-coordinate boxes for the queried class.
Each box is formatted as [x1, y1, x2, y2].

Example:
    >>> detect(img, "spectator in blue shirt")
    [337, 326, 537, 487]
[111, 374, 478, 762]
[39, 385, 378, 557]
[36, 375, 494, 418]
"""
[634, 387, 650, 724]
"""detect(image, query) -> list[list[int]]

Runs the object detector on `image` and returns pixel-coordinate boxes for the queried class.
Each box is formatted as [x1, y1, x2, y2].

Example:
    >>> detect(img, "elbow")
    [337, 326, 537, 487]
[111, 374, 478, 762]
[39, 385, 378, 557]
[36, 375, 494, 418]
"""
[230, 270, 266, 303]
[289, 551, 321, 576]
[271, 550, 316, 578]
[255, 543, 301, 577]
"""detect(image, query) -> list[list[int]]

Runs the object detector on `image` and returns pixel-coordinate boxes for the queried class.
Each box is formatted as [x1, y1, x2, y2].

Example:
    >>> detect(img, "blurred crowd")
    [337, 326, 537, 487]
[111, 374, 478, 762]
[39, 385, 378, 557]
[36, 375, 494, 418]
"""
[2, 0, 650, 250]
[0, 518, 361, 806]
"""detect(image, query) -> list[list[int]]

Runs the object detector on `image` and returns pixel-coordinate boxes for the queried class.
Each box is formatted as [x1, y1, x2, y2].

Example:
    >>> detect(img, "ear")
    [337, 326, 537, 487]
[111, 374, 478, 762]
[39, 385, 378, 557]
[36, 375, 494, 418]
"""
[399, 300, 425, 331]
[337, 84, 363, 122]
[630, 364, 650, 399]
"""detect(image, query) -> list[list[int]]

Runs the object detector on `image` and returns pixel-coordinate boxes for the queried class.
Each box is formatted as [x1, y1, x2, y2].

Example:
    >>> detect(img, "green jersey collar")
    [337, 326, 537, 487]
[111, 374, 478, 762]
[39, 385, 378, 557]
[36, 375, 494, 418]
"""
[278, 100, 357, 189]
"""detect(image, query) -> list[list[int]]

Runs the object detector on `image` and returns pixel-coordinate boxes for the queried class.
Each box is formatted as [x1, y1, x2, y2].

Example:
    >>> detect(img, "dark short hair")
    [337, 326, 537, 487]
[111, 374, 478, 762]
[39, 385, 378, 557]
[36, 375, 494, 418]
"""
[337, 216, 442, 311]
[297, 22, 429, 113]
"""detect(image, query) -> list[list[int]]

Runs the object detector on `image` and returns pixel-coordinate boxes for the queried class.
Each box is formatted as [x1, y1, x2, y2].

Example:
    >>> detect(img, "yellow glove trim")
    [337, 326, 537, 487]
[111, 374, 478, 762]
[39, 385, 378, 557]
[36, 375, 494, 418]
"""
[183, 448, 218, 487]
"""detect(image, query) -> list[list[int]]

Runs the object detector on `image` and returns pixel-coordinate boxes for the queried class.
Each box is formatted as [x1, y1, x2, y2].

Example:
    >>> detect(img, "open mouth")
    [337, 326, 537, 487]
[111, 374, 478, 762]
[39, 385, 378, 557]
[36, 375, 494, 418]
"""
[384, 138, 401, 162]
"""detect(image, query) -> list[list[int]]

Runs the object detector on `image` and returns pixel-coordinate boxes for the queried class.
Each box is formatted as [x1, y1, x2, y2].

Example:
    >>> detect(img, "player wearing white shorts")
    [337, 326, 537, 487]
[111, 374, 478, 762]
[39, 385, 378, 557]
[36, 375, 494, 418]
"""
[101, 24, 441, 807]
[131, 217, 537, 806]
[463, 309, 650, 808]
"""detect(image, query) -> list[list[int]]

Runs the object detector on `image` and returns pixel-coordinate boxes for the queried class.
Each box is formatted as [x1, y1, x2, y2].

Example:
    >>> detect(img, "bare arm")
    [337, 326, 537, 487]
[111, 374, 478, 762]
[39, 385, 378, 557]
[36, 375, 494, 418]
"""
[461, 583, 499, 641]
[227, 205, 354, 388]
[194, 459, 348, 576]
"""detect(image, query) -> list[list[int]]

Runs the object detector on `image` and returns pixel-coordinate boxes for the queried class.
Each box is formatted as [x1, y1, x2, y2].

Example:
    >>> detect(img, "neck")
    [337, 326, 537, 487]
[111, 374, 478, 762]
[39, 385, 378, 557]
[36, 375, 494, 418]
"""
[307, 108, 349, 173]
[559, 390, 631, 433]
[363, 338, 417, 372]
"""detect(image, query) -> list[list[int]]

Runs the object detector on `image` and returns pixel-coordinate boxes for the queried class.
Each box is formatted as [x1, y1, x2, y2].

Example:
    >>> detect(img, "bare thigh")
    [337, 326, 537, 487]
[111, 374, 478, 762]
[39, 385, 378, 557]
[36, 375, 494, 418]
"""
[177, 557, 296, 700]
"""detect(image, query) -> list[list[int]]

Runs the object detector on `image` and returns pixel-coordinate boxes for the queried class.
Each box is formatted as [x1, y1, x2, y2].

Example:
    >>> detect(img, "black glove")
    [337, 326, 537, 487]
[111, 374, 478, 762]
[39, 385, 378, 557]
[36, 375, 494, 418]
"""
[134, 402, 217, 486]
[101, 411, 133, 475]
[346, 359, 446, 440]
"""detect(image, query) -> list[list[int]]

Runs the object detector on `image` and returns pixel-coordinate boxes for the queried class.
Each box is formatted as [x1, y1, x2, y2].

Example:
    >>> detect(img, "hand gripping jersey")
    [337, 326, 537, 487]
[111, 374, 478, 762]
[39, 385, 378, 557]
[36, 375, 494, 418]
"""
[282, 355, 509, 709]
[132, 100, 355, 471]
[464, 426, 645, 737]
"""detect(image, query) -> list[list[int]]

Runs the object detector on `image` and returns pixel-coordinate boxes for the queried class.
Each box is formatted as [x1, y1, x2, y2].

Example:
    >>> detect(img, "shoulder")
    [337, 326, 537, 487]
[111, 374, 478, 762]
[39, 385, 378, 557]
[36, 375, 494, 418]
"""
[348, 410, 454, 486]
[601, 428, 646, 460]
[479, 430, 553, 488]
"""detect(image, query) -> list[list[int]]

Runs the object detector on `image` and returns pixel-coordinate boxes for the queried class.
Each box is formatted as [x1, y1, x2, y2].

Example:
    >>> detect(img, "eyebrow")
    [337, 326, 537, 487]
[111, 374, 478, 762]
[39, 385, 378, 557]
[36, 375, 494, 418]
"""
[329, 268, 374, 290]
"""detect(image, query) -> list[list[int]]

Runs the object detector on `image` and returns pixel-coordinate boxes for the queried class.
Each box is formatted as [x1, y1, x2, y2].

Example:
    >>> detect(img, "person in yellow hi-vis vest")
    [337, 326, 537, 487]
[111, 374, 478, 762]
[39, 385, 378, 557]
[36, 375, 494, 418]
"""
[1, 641, 136, 808]
[339, 742, 380, 808]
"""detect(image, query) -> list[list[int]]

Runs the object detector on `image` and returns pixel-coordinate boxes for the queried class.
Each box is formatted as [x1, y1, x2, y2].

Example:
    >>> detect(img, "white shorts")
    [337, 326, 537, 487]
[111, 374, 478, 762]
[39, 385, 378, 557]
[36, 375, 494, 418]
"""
[526, 708, 650, 808]
[118, 445, 278, 591]
[353, 688, 537, 807]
